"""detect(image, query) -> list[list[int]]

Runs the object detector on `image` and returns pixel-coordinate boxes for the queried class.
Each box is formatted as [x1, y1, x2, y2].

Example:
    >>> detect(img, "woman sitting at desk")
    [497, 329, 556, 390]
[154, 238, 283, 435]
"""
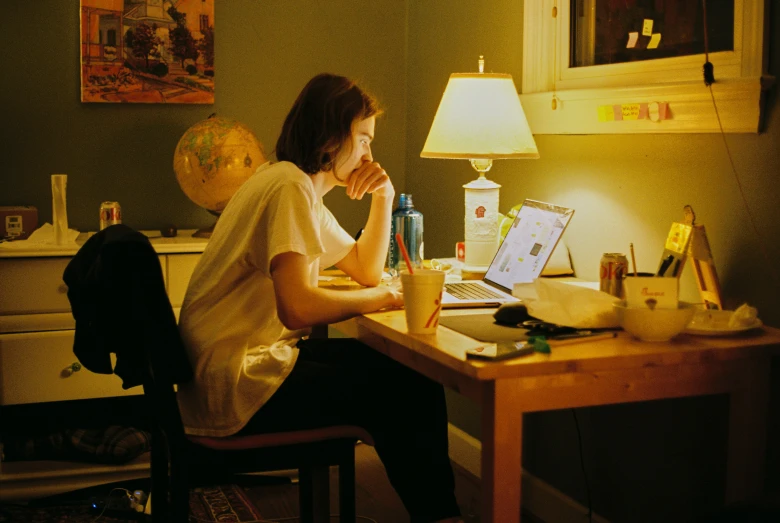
[177, 73, 462, 522]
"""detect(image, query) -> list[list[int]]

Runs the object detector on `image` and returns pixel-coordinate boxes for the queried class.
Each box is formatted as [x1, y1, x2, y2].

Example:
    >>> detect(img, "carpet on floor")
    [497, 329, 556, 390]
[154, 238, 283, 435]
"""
[0, 483, 268, 523]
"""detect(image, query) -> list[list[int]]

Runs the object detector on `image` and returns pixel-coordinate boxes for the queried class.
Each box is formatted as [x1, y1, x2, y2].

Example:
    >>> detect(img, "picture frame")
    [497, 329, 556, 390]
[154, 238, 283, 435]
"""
[80, 0, 215, 104]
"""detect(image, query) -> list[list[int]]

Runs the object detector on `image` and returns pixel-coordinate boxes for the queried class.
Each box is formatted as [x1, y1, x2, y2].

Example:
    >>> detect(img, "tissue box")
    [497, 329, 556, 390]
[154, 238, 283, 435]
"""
[0, 206, 38, 240]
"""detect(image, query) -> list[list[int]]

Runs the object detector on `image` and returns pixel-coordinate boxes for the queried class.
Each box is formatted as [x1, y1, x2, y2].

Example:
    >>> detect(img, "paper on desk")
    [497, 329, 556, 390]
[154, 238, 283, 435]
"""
[0, 223, 80, 250]
[513, 278, 620, 329]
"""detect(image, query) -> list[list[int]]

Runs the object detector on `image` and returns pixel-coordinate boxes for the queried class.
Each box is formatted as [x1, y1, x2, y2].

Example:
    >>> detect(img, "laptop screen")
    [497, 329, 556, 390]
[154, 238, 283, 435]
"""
[484, 199, 574, 289]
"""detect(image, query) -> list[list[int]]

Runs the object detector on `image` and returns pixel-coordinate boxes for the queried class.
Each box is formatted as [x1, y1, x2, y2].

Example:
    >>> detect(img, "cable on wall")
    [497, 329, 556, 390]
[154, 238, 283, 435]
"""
[701, 0, 780, 293]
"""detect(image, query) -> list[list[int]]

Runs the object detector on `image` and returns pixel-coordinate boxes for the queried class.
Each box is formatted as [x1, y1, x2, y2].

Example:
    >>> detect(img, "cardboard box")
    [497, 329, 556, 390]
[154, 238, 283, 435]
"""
[0, 206, 38, 240]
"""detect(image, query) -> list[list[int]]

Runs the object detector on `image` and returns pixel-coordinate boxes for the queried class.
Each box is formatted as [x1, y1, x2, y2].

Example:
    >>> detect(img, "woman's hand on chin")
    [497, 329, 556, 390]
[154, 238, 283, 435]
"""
[346, 161, 394, 201]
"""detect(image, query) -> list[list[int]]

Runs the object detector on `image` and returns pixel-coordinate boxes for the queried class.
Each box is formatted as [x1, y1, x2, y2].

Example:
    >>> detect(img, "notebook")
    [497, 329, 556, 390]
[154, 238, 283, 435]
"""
[441, 199, 575, 308]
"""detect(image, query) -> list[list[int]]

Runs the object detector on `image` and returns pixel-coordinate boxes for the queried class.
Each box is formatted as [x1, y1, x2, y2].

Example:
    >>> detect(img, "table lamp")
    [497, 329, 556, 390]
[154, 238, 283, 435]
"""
[421, 56, 539, 270]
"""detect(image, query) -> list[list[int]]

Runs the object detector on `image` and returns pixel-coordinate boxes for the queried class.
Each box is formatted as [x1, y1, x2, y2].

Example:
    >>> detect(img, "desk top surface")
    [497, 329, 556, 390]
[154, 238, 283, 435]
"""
[334, 308, 780, 382]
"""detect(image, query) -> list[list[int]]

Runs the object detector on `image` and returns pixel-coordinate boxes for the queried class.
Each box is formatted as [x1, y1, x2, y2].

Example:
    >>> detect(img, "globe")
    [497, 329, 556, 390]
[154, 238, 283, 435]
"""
[174, 115, 266, 236]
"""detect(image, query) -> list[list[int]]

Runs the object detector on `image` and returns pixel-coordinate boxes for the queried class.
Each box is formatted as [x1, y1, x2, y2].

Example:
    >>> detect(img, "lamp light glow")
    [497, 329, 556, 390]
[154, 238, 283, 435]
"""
[421, 57, 538, 270]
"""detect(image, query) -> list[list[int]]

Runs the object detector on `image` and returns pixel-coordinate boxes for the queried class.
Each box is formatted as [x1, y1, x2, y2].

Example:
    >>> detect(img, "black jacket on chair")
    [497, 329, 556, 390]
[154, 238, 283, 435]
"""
[63, 224, 193, 389]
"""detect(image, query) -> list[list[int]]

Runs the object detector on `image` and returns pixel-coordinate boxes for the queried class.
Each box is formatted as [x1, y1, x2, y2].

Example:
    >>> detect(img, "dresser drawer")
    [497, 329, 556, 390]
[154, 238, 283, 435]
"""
[0, 258, 72, 315]
[166, 254, 200, 308]
[0, 256, 168, 318]
[0, 331, 139, 405]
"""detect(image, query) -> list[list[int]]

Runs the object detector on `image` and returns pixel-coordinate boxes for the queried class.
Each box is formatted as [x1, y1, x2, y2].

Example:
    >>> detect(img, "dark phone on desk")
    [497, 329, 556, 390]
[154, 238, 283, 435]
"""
[467, 341, 535, 362]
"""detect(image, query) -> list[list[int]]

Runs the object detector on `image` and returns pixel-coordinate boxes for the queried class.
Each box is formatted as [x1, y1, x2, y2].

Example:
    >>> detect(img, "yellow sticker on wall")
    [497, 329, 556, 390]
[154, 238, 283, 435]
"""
[642, 19, 654, 36]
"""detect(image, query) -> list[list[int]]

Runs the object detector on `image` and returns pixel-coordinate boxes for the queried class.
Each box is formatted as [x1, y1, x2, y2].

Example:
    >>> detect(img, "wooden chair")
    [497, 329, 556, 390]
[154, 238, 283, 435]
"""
[144, 347, 372, 523]
[64, 225, 372, 523]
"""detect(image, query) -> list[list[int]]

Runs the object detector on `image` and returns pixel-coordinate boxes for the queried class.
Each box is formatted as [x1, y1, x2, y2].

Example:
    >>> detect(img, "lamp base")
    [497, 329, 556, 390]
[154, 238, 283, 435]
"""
[464, 238, 499, 268]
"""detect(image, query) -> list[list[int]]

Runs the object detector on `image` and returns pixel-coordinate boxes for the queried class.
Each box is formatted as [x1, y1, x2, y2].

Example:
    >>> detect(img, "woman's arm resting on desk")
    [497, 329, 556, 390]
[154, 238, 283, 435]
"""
[271, 251, 403, 331]
[335, 162, 394, 287]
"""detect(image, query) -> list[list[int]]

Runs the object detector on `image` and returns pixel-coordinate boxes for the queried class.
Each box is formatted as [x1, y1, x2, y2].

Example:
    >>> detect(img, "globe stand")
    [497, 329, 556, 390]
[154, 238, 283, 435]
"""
[192, 211, 219, 238]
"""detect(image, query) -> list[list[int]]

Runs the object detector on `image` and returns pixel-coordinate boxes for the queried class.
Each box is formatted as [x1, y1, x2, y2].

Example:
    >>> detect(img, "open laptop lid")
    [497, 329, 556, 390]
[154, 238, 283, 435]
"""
[483, 199, 575, 292]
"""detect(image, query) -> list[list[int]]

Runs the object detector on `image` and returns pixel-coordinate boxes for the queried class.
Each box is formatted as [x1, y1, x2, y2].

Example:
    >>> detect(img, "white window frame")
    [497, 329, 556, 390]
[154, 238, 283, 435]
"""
[520, 0, 774, 134]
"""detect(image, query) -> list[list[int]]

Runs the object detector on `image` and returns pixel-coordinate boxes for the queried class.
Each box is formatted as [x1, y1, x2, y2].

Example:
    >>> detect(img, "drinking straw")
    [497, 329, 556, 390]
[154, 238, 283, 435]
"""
[630, 242, 638, 277]
[395, 232, 414, 274]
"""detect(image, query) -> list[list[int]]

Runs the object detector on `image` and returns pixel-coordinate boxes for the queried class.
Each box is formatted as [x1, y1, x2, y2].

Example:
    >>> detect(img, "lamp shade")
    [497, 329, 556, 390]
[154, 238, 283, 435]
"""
[420, 73, 539, 160]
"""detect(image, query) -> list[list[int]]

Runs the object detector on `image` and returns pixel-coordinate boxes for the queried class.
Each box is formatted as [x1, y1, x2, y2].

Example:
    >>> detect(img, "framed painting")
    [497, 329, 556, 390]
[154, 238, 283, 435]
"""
[80, 0, 215, 103]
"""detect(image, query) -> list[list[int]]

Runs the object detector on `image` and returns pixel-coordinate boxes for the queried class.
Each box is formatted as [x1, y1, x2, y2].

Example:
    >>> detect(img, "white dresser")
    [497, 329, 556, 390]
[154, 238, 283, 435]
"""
[0, 231, 206, 500]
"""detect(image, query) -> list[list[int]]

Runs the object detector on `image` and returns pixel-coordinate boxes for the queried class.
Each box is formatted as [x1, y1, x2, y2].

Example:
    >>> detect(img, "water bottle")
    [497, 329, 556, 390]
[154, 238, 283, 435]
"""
[388, 193, 424, 276]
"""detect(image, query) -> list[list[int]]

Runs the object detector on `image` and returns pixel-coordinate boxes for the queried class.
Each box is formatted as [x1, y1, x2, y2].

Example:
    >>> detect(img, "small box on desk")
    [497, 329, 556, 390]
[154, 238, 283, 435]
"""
[0, 206, 38, 240]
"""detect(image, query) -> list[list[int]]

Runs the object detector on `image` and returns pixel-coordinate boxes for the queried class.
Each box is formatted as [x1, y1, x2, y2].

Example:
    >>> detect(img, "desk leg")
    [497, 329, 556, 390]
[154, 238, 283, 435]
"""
[725, 356, 770, 504]
[481, 379, 524, 523]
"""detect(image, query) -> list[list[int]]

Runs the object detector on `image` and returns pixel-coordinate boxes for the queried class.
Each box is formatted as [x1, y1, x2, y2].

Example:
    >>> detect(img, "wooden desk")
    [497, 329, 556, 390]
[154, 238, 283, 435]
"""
[333, 309, 780, 523]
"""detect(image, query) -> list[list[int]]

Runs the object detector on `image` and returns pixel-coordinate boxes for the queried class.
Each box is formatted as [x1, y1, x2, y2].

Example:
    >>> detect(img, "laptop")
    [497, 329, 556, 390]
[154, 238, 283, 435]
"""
[441, 199, 575, 308]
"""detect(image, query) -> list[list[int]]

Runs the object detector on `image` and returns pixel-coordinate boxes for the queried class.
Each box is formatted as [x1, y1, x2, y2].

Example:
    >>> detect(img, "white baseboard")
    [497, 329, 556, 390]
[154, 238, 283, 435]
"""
[448, 423, 610, 523]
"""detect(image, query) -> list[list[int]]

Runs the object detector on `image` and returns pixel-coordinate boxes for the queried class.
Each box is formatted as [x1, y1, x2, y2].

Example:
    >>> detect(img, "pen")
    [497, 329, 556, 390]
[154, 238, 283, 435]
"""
[548, 331, 618, 346]
[671, 259, 681, 277]
[657, 255, 674, 276]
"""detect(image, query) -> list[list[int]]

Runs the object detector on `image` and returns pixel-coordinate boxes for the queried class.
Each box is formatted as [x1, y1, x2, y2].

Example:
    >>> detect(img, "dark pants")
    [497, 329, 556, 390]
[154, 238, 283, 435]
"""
[238, 338, 461, 522]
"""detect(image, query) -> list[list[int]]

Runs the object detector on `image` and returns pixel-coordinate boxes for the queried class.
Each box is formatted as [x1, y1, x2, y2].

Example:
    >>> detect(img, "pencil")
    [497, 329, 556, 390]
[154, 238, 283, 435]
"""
[548, 331, 618, 346]
[630, 242, 638, 277]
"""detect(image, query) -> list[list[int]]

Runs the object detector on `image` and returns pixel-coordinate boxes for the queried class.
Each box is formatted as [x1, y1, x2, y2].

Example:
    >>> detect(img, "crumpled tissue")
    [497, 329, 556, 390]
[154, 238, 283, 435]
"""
[0, 223, 80, 250]
[513, 278, 621, 329]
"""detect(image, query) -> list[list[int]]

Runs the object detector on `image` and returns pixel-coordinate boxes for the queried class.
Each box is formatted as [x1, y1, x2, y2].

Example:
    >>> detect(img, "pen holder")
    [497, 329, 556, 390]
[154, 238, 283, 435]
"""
[51, 174, 68, 245]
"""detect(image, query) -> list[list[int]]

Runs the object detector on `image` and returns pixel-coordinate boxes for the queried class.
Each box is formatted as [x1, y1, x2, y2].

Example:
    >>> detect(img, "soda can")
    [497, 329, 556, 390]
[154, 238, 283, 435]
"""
[455, 241, 466, 262]
[99, 201, 122, 230]
[600, 253, 628, 298]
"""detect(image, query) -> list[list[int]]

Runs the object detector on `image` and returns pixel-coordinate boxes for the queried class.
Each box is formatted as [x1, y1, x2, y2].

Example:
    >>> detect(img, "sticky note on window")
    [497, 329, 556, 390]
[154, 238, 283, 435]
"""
[648, 33, 662, 49]
[642, 19, 654, 36]
[621, 103, 641, 120]
[598, 105, 615, 122]
[626, 32, 639, 48]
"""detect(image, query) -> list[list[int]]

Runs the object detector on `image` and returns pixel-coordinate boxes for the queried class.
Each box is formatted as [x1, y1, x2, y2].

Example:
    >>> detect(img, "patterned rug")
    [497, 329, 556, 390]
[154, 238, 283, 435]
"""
[0, 484, 265, 523]
[190, 484, 264, 522]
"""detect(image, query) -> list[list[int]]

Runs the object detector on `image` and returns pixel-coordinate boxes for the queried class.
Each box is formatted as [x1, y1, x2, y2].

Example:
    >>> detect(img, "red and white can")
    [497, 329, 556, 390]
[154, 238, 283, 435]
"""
[455, 241, 466, 263]
[99, 201, 122, 230]
[600, 252, 628, 298]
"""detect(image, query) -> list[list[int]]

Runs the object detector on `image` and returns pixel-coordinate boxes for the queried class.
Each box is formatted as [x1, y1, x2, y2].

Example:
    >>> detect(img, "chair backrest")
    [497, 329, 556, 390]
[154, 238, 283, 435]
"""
[66, 225, 199, 521]
[64, 224, 195, 445]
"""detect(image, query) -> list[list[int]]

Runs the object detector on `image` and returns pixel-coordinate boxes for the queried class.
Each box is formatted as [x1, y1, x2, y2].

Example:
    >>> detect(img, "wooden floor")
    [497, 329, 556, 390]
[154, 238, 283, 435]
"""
[246, 442, 543, 523]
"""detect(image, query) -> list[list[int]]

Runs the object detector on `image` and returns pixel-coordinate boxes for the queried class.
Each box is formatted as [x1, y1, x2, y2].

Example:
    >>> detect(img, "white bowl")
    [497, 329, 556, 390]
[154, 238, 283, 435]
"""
[614, 301, 697, 342]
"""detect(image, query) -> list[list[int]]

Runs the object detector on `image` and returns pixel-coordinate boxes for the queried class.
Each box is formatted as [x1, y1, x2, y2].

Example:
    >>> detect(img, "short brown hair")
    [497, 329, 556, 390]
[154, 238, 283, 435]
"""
[275, 74, 382, 175]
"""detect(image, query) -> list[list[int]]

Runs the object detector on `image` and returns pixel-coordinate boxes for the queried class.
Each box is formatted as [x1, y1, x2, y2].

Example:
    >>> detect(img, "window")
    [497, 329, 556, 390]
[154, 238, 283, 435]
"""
[106, 29, 116, 47]
[520, 0, 773, 134]
[200, 14, 209, 32]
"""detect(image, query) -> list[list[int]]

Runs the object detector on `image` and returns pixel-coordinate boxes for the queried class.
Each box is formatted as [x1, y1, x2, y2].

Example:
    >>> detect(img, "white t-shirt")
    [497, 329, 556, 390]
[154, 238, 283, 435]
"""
[177, 161, 355, 437]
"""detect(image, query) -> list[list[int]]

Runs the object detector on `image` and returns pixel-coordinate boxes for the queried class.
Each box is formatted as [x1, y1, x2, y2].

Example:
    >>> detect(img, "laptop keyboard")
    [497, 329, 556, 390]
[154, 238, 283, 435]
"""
[445, 282, 506, 300]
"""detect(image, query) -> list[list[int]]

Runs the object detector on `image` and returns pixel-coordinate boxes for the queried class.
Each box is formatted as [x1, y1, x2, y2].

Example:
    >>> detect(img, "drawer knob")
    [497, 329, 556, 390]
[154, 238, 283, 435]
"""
[58, 284, 69, 294]
[61, 362, 82, 378]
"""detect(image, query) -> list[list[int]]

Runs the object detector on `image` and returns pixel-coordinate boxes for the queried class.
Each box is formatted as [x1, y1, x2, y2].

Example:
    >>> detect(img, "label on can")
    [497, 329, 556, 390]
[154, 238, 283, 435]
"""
[600, 253, 628, 298]
[455, 242, 465, 262]
[100, 201, 122, 230]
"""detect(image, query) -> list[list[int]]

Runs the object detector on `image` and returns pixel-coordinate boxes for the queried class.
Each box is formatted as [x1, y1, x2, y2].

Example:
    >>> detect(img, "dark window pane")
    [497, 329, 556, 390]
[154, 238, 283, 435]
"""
[571, 0, 734, 68]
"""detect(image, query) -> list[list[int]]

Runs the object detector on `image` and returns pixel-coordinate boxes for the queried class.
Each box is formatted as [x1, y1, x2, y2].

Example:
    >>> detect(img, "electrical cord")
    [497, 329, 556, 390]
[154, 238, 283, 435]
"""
[701, 0, 780, 293]
[571, 409, 593, 523]
[90, 487, 134, 523]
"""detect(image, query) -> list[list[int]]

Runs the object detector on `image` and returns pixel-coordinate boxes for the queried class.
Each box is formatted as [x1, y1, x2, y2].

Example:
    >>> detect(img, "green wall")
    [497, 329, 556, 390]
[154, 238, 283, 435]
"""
[1, 0, 408, 239]
[407, 2, 779, 522]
